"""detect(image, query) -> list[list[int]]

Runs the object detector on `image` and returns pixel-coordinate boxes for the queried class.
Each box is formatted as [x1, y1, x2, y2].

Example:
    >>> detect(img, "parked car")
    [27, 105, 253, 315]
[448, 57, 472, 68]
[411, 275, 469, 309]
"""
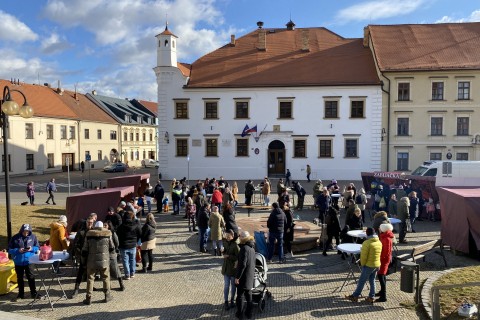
[103, 162, 128, 172]
[142, 159, 159, 168]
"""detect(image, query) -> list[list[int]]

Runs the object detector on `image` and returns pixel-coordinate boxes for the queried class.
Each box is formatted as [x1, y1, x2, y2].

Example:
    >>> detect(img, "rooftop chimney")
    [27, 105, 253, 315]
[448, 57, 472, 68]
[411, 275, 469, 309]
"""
[363, 27, 370, 48]
[257, 29, 266, 51]
[286, 19, 295, 31]
[56, 80, 63, 95]
[257, 21, 264, 29]
[230, 34, 236, 46]
[301, 30, 310, 52]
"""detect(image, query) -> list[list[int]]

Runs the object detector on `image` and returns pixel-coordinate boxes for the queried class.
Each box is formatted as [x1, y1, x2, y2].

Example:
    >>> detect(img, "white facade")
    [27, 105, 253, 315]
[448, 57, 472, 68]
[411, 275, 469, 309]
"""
[155, 69, 382, 181]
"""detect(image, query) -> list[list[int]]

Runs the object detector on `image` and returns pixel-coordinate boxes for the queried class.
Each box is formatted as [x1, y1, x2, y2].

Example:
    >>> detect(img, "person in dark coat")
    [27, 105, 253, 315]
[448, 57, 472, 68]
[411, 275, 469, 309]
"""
[153, 181, 165, 213]
[117, 211, 141, 279]
[81, 221, 115, 305]
[197, 203, 211, 253]
[235, 231, 256, 320]
[222, 203, 238, 239]
[8, 224, 40, 301]
[322, 206, 341, 256]
[283, 205, 295, 258]
[104, 220, 124, 291]
[267, 202, 286, 263]
[222, 229, 240, 311]
[316, 188, 331, 223]
[104, 206, 122, 232]
[171, 182, 182, 215]
[244, 180, 255, 206]
[70, 217, 95, 299]
[293, 181, 306, 210]
[346, 208, 363, 231]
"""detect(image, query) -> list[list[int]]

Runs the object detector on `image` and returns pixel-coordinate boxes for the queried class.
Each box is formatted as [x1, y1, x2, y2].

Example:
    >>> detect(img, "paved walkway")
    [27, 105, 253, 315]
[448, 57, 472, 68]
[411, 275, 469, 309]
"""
[0, 200, 478, 319]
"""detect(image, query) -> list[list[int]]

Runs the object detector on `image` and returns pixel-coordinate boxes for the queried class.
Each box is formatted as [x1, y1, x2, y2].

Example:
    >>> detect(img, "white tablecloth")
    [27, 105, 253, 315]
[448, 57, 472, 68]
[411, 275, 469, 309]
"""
[29, 251, 70, 265]
[347, 230, 366, 239]
[389, 218, 401, 224]
[337, 243, 361, 254]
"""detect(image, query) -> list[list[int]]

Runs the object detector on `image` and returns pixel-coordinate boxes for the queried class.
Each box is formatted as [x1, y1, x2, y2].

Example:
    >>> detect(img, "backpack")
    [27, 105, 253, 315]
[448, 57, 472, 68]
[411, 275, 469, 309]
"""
[355, 194, 363, 205]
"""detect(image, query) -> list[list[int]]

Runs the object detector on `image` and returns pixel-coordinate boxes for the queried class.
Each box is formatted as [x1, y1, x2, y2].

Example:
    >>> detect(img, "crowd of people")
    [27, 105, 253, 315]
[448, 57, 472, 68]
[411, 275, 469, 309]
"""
[8, 173, 433, 313]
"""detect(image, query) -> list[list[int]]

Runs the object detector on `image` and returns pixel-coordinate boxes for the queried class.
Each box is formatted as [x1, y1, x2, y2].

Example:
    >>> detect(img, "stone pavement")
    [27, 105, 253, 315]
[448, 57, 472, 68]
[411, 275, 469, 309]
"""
[0, 201, 478, 319]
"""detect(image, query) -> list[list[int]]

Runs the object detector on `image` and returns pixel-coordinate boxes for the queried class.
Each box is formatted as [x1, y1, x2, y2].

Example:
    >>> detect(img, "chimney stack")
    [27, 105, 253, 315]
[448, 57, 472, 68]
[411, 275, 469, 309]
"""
[230, 34, 236, 46]
[257, 21, 264, 29]
[56, 80, 63, 95]
[257, 29, 266, 51]
[301, 30, 310, 52]
[363, 27, 370, 48]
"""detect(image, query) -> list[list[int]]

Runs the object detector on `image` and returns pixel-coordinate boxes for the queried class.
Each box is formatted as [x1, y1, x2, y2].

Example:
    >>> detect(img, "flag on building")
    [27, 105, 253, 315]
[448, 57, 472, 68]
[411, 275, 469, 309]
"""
[241, 124, 258, 137]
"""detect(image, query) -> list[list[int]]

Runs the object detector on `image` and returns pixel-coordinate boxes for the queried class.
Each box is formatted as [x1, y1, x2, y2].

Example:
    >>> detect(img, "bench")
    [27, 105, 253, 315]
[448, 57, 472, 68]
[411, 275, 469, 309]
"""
[238, 205, 271, 217]
[397, 239, 448, 269]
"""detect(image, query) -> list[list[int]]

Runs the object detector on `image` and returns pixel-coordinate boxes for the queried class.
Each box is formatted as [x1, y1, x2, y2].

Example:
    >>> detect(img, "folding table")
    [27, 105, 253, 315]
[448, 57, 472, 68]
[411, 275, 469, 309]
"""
[334, 243, 362, 292]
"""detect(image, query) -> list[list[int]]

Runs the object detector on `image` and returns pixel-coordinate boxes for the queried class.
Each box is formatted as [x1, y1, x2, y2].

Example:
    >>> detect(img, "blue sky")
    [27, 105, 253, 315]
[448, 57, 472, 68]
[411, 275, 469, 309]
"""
[0, 0, 479, 101]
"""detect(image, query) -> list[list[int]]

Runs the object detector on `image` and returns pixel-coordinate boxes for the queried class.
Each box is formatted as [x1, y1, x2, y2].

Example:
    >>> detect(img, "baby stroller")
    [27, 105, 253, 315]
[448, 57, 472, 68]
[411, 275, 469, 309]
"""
[252, 253, 272, 312]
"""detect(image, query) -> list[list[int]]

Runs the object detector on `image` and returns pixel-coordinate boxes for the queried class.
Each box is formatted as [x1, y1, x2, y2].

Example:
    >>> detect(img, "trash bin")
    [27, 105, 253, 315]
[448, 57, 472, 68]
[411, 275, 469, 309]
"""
[400, 261, 418, 293]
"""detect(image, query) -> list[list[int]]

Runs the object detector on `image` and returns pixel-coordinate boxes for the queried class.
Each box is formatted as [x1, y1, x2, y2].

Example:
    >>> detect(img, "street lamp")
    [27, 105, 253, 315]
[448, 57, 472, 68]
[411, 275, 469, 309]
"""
[1, 85, 33, 242]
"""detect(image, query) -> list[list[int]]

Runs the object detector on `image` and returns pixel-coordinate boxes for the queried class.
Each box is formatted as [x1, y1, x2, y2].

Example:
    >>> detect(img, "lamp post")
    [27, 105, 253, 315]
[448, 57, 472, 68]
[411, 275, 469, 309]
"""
[1, 85, 34, 242]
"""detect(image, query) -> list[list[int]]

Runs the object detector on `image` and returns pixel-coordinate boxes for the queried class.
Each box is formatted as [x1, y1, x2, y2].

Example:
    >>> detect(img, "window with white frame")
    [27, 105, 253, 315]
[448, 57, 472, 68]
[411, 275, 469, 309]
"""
[26, 154, 34, 170]
[236, 138, 248, 157]
[25, 123, 33, 139]
[278, 101, 293, 119]
[350, 100, 364, 118]
[398, 82, 410, 101]
[456, 117, 469, 136]
[456, 152, 468, 160]
[458, 81, 470, 100]
[235, 101, 249, 119]
[47, 153, 54, 168]
[46, 125, 54, 139]
[430, 152, 442, 161]
[69, 126, 76, 139]
[97, 129, 102, 140]
[324, 101, 338, 119]
[430, 117, 443, 136]
[206, 138, 218, 156]
[84, 129, 90, 139]
[397, 118, 409, 136]
[432, 82, 444, 100]
[110, 130, 117, 140]
[60, 125, 67, 139]
[175, 101, 188, 119]
[319, 140, 332, 158]
[205, 101, 218, 119]
[294, 140, 306, 157]
[176, 139, 188, 157]
[397, 152, 409, 170]
[345, 139, 358, 158]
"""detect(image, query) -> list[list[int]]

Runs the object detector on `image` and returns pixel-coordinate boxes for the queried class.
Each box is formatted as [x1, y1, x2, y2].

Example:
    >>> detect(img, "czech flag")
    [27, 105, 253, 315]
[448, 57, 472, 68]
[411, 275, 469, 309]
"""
[241, 124, 257, 137]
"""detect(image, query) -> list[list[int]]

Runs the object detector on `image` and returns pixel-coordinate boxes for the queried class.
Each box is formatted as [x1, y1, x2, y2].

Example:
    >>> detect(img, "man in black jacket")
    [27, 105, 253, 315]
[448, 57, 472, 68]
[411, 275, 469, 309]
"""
[235, 231, 255, 319]
[153, 181, 165, 213]
[267, 202, 286, 263]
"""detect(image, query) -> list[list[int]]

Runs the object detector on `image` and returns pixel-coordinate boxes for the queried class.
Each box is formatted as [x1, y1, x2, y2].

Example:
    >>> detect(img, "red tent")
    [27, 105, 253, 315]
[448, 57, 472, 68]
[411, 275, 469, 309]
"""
[106, 173, 151, 196]
[66, 186, 134, 229]
[436, 187, 480, 254]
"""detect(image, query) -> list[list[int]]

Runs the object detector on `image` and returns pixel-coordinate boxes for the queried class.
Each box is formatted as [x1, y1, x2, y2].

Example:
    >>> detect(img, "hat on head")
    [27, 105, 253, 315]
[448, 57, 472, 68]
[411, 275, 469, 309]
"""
[22, 224, 31, 232]
[331, 179, 337, 184]
[379, 223, 393, 233]
[95, 221, 104, 228]
[120, 201, 126, 207]
[58, 215, 67, 223]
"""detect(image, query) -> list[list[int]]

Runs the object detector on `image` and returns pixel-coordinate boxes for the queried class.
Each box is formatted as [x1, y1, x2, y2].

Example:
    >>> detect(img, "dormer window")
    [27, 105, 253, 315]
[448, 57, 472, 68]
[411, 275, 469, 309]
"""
[138, 114, 143, 124]
[125, 114, 132, 123]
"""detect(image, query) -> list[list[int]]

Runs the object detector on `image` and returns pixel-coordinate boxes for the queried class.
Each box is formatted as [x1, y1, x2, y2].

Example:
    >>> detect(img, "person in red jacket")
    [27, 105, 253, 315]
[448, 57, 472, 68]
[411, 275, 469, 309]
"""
[376, 223, 394, 302]
[211, 187, 223, 211]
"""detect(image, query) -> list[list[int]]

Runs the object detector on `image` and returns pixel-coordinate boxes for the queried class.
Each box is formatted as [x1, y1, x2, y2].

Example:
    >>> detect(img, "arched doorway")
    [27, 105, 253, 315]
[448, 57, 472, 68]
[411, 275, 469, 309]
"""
[268, 140, 285, 177]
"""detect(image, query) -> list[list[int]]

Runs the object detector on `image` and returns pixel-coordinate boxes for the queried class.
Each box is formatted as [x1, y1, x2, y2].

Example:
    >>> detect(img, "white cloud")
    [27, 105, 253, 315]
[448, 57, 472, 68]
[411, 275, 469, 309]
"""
[436, 9, 480, 23]
[0, 10, 38, 42]
[41, 33, 72, 54]
[0, 49, 60, 84]
[336, 0, 428, 23]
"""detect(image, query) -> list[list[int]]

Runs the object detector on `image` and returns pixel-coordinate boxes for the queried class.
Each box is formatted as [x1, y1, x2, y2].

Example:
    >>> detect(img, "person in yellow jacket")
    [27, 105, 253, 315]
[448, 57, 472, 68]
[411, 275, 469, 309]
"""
[345, 227, 382, 303]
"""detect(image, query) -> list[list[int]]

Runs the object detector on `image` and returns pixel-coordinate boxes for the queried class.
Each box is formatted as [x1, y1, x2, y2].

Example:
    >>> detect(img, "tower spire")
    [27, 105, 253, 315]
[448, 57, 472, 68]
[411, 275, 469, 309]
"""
[165, 14, 168, 31]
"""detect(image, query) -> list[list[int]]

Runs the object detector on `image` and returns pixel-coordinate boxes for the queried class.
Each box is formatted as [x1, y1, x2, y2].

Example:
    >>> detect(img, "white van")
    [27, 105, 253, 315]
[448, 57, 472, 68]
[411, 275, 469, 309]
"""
[411, 161, 480, 186]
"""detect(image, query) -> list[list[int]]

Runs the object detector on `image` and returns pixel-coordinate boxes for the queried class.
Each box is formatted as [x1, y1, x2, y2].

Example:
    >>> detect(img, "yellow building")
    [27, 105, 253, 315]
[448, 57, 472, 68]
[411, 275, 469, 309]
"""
[365, 22, 480, 172]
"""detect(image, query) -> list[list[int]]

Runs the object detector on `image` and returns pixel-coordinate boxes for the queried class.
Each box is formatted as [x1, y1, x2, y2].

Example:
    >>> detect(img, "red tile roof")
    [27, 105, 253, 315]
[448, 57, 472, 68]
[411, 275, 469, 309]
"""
[368, 23, 480, 72]
[138, 100, 158, 116]
[186, 27, 379, 88]
[0, 80, 78, 119]
[51, 88, 118, 124]
[177, 62, 191, 77]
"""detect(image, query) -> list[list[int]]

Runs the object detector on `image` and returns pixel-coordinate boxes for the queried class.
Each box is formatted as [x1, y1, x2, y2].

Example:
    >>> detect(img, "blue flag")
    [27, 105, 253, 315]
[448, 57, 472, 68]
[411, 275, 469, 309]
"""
[241, 124, 249, 137]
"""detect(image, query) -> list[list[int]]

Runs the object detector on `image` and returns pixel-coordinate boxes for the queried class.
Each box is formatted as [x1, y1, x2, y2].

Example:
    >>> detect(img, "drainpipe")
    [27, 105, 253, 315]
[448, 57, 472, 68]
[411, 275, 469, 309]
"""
[380, 75, 391, 171]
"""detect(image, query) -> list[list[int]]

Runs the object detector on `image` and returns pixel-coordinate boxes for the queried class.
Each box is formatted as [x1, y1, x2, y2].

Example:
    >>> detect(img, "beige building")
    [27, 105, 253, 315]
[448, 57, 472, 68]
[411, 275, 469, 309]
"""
[0, 79, 121, 175]
[365, 23, 480, 172]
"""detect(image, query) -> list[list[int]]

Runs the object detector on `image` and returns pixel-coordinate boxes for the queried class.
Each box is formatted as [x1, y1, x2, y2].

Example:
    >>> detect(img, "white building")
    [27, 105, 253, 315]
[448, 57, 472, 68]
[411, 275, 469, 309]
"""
[154, 22, 383, 181]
